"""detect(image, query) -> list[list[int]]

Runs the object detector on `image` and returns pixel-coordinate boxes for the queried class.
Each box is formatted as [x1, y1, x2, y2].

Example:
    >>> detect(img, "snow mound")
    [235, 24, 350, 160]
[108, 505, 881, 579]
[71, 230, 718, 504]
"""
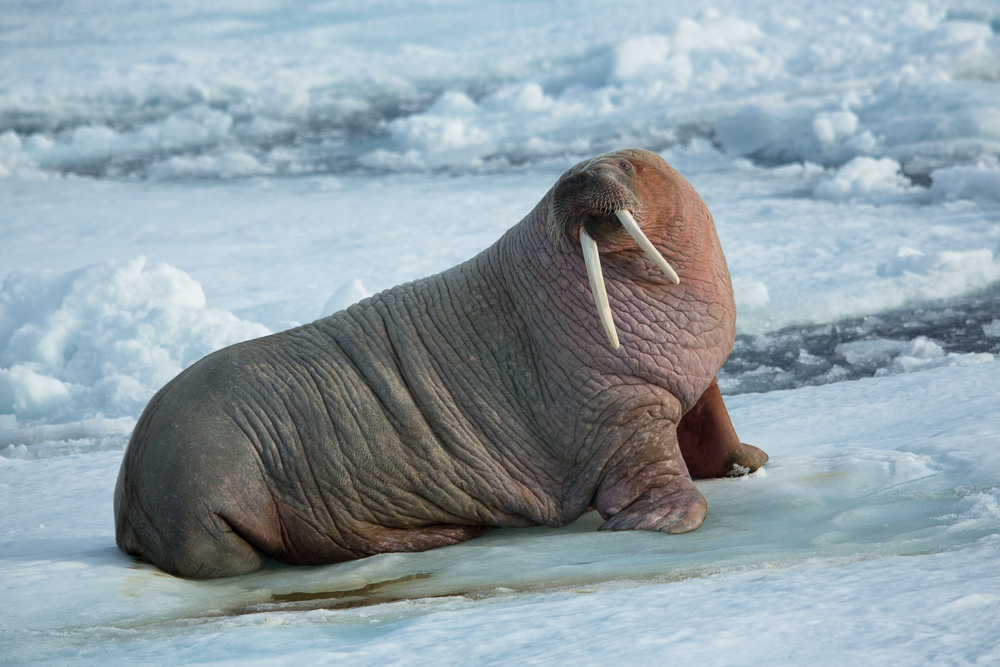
[946, 489, 1000, 529]
[363, 92, 498, 171]
[930, 159, 1000, 202]
[0, 258, 269, 445]
[716, 105, 811, 159]
[813, 157, 912, 199]
[733, 280, 770, 313]
[321, 278, 371, 317]
[610, 35, 691, 87]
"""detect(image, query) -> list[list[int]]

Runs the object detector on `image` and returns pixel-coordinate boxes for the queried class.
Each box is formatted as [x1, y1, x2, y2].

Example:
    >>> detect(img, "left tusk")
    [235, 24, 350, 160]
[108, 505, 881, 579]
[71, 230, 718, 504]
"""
[580, 229, 620, 349]
[615, 210, 681, 284]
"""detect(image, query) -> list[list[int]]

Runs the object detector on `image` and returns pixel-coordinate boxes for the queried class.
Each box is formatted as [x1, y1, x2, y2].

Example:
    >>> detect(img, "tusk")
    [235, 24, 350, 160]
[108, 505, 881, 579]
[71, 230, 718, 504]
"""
[580, 229, 620, 350]
[615, 210, 681, 284]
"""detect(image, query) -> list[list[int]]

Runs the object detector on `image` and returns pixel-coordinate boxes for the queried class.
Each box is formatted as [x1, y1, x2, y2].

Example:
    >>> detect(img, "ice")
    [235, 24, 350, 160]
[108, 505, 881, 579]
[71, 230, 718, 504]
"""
[876, 246, 997, 278]
[733, 279, 770, 313]
[0, 365, 71, 419]
[715, 105, 792, 158]
[4, 363, 1000, 662]
[321, 279, 372, 318]
[146, 150, 274, 180]
[835, 339, 908, 366]
[0, 259, 268, 456]
[367, 92, 499, 171]
[813, 157, 913, 199]
[877, 335, 995, 374]
[2, 2, 998, 179]
[930, 158, 1000, 202]
[812, 110, 859, 147]
[2, 0, 1000, 662]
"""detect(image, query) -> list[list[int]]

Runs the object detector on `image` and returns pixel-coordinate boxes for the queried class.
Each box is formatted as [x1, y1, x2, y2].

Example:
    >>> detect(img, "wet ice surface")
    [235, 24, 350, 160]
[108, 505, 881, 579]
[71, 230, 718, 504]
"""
[3, 0, 1000, 663]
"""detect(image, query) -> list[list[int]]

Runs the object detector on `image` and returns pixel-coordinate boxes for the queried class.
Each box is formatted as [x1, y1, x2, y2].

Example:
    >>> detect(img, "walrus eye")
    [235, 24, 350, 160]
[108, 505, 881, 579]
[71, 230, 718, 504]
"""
[619, 160, 632, 170]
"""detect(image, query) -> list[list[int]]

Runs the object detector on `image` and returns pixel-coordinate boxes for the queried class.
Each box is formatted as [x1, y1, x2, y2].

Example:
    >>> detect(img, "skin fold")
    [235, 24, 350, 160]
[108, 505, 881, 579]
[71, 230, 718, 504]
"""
[114, 148, 767, 578]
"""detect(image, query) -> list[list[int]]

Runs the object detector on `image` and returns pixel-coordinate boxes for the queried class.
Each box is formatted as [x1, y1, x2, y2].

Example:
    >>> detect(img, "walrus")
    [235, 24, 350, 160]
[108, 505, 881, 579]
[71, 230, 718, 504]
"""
[114, 148, 767, 578]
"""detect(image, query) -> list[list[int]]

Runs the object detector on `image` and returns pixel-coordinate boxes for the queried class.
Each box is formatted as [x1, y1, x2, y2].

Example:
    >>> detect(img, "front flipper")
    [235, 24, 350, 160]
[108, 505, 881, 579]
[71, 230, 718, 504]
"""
[598, 477, 707, 533]
[677, 377, 768, 479]
[593, 424, 707, 534]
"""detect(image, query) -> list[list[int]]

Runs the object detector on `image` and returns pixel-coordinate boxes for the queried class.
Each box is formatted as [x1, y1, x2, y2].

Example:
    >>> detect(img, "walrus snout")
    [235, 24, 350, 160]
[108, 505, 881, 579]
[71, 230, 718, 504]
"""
[577, 208, 628, 244]
[551, 162, 639, 242]
[551, 152, 683, 350]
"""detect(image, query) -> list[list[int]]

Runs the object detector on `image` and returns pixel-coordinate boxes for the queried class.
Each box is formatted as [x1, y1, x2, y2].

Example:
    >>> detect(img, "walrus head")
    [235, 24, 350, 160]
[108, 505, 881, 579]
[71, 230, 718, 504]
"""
[550, 149, 684, 350]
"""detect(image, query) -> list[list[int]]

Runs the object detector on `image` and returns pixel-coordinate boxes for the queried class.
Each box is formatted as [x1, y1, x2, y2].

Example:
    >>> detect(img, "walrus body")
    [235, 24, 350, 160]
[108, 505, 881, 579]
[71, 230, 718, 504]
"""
[114, 149, 766, 578]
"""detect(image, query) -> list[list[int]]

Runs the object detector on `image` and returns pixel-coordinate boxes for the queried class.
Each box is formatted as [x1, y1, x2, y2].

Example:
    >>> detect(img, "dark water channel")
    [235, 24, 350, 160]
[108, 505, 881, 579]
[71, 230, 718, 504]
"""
[720, 285, 1000, 395]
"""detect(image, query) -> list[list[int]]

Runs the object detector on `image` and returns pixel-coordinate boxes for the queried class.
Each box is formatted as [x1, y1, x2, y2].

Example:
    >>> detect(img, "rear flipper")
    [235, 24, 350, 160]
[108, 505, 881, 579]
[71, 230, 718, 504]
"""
[116, 505, 270, 579]
[677, 377, 767, 479]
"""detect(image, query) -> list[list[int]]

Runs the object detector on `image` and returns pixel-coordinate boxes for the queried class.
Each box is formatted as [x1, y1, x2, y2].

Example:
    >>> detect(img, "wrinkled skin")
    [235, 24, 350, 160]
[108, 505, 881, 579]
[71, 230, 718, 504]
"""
[114, 149, 767, 578]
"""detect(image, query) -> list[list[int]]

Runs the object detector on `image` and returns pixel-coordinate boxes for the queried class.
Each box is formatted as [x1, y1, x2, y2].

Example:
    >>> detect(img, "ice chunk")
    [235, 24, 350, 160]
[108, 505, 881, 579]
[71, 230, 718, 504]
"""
[25, 107, 236, 174]
[878, 336, 994, 374]
[876, 247, 995, 278]
[481, 83, 553, 113]
[0, 258, 270, 425]
[813, 157, 911, 199]
[0, 365, 71, 419]
[611, 35, 691, 87]
[930, 160, 1000, 203]
[363, 92, 498, 171]
[321, 279, 371, 317]
[812, 110, 859, 147]
[716, 105, 792, 156]
[734, 280, 770, 313]
[835, 339, 907, 366]
[146, 151, 273, 180]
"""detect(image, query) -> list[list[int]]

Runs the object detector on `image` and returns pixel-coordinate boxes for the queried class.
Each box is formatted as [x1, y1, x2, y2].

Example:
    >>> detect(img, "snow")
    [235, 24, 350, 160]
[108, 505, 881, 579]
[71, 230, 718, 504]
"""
[930, 158, 1000, 202]
[1, 0, 999, 663]
[813, 156, 913, 199]
[0, 258, 268, 457]
[322, 279, 372, 319]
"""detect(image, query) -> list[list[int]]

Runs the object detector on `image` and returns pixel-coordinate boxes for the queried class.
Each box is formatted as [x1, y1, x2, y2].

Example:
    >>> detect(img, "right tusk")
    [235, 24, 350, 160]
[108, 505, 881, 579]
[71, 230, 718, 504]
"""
[580, 228, 620, 350]
[615, 210, 681, 284]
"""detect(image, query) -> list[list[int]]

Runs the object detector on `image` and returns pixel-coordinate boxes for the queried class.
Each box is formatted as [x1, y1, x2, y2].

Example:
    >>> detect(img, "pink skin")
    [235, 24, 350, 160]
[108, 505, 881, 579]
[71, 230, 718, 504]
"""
[538, 149, 766, 532]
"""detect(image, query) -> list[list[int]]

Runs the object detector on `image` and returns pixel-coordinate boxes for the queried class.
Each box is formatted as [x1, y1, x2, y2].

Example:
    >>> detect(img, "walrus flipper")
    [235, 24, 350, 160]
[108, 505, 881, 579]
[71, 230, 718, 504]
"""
[676, 377, 768, 479]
